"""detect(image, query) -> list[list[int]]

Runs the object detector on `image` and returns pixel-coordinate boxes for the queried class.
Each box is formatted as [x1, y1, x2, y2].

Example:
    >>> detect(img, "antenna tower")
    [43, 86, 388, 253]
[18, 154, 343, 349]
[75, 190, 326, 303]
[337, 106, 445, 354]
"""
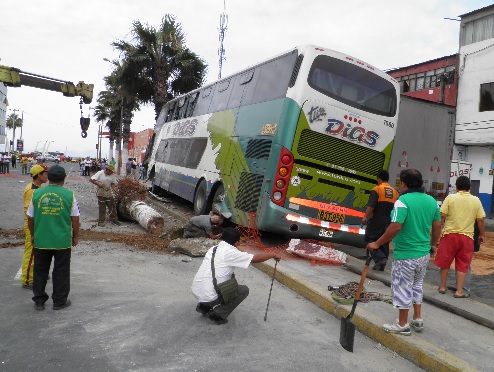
[218, 0, 228, 79]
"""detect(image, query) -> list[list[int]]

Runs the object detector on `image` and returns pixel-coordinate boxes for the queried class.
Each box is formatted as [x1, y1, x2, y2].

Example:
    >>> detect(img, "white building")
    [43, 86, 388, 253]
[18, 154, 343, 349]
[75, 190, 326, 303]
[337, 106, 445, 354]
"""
[455, 4, 494, 215]
[0, 83, 7, 150]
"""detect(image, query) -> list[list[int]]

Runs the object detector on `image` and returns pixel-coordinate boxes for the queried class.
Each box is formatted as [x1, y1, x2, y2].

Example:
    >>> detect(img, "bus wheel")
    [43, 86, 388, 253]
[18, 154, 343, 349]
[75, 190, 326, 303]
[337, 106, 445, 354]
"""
[208, 183, 225, 212]
[194, 180, 208, 215]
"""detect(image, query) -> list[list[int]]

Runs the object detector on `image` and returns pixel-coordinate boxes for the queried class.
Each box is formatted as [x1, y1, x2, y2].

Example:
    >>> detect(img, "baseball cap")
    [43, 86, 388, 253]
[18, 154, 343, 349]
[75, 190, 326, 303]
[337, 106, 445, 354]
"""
[106, 164, 115, 173]
[48, 165, 67, 178]
[30, 164, 49, 177]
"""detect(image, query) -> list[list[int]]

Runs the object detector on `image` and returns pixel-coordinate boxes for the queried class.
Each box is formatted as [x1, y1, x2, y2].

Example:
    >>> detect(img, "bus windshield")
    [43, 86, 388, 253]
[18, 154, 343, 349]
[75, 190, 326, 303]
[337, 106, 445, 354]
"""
[308, 55, 397, 117]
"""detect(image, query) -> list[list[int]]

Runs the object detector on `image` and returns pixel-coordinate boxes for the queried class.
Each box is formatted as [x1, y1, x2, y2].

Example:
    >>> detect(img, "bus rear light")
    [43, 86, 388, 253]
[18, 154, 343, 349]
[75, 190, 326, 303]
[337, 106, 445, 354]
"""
[276, 179, 285, 188]
[281, 155, 291, 165]
[270, 147, 294, 206]
[273, 191, 283, 201]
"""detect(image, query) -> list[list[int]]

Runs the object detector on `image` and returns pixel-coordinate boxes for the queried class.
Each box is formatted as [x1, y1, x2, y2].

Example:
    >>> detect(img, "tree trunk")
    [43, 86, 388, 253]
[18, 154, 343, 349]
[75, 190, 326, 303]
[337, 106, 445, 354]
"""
[117, 197, 164, 235]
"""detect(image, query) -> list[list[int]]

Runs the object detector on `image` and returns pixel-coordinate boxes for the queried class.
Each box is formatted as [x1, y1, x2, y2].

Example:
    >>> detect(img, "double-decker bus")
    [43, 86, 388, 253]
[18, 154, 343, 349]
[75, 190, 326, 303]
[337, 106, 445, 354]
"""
[148, 45, 399, 247]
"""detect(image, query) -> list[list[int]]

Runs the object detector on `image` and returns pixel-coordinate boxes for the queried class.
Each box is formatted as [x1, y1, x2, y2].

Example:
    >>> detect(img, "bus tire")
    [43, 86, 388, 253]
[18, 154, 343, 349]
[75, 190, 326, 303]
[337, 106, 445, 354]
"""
[194, 180, 208, 215]
[207, 183, 225, 213]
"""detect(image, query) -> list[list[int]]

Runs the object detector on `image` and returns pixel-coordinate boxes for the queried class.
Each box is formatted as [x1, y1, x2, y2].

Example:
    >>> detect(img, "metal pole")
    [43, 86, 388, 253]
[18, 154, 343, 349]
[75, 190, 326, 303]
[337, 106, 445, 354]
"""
[11, 109, 18, 153]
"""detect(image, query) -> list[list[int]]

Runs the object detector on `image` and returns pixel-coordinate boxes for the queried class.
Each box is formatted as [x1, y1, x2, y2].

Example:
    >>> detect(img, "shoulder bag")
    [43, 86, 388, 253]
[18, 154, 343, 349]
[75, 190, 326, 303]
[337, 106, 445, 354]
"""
[211, 246, 239, 303]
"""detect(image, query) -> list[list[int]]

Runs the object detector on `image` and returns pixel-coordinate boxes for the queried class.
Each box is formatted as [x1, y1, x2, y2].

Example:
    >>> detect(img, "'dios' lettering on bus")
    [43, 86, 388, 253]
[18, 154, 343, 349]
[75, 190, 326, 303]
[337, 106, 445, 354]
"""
[172, 119, 198, 137]
[325, 119, 380, 146]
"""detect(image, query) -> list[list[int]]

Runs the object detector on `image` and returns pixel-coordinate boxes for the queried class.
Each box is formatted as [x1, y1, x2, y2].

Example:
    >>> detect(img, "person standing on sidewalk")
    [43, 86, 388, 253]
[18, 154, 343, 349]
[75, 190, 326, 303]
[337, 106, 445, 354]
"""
[90, 164, 121, 226]
[367, 169, 441, 335]
[27, 165, 80, 311]
[192, 228, 281, 325]
[3, 153, 11, 173]
[434, 176, 485, 298]
[21, 155, 29, 175]
[21, 164, 49, 289]
[361, 170, 399, 271]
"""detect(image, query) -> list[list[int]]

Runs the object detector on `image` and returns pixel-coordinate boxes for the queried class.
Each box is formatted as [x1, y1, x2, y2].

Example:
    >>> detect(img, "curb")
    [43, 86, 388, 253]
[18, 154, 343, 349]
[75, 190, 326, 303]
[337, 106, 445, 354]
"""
[253, 261, 479, 372]
[344, 261, 494, 331]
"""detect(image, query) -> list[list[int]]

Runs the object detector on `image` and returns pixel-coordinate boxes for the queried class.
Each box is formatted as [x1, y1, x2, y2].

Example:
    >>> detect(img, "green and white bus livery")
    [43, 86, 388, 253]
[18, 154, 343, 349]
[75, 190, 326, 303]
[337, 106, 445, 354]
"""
[148, 45, 399, 247]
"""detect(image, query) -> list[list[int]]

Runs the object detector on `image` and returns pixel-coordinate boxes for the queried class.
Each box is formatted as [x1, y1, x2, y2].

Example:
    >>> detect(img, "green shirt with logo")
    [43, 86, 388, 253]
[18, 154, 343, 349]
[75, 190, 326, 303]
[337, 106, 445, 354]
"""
[391, 191, 440, 260]
[32, 185, 75, 249]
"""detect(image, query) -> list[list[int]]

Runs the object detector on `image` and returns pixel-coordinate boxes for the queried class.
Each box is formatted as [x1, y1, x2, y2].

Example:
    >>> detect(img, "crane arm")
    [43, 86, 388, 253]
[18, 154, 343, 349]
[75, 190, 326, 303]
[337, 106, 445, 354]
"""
[0, 64, 93, 104]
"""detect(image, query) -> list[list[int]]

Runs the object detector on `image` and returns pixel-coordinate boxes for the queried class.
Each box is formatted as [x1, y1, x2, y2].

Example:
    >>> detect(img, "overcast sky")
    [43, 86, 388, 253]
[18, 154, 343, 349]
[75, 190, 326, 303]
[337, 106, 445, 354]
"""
[1, 0, 492, 157]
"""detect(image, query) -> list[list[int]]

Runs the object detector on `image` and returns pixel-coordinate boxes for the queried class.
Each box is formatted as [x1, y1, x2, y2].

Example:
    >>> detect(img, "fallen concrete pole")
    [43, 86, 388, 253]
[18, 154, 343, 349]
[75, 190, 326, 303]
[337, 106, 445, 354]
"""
[117, 197, 164, 235]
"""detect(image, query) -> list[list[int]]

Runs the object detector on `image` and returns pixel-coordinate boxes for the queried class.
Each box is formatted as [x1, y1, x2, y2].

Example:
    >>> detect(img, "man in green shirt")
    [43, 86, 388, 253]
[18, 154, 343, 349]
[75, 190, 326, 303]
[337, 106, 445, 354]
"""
[27, 165, 80, 311]
[367, 169, 441, 335]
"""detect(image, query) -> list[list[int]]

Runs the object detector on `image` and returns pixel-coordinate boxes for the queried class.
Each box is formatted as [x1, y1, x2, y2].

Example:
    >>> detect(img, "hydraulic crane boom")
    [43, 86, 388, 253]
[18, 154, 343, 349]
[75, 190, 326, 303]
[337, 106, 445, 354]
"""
[0, 64, 94, 137]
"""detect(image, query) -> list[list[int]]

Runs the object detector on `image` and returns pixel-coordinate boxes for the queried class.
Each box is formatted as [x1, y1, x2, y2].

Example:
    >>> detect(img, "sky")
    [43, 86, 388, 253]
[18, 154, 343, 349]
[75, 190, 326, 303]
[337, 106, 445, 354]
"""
[1, 0, 493, 157]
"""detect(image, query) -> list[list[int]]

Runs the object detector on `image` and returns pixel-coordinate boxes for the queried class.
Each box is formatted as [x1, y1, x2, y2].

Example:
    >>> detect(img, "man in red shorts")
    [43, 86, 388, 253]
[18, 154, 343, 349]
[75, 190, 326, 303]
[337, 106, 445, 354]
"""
[434, 176, 485, 298]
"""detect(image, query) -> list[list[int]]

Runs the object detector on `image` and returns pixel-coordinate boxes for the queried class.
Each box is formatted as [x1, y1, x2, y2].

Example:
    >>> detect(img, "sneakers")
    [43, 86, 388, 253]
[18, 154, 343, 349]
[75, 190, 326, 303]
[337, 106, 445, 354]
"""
[410, 317, 424, 332]
[208, 310, 228, 325]
[382, 319, 411, 335]
[34, 302, 45, 311]
[372, 258, 387, 271]
[195, 303, 212, 316]
[53, 299, 71, 310]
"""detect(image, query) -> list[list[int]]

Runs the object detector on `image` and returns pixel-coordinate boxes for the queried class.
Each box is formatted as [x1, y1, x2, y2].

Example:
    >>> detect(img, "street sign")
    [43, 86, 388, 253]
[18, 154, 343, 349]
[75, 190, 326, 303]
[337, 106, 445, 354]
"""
[16, 139, 24, 151]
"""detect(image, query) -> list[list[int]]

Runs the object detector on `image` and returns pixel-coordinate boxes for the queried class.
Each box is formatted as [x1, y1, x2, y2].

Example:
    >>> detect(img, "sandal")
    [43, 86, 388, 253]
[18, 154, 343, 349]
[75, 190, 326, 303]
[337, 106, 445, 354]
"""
[453, 293, 470, 298]
[438, 288, 446, 294]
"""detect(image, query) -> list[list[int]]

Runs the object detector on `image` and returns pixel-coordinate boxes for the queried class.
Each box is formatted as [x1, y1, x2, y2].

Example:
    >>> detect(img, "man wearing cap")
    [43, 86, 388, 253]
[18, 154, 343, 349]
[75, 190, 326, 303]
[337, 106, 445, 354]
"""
[27, 165, 80, 311]
[90, 164, 120, 226]
[20, 163, 49, 289]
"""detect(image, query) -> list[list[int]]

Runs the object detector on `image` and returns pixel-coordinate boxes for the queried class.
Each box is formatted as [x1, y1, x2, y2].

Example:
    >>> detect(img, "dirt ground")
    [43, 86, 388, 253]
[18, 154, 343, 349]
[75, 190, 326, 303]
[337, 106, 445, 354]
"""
[2, 227, 492, 275]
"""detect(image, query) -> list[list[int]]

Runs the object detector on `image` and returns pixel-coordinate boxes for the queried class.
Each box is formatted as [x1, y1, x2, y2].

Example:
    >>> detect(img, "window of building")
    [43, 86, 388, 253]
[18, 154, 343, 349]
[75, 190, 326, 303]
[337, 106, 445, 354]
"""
[480, 82, 494, 112]
[461, 14, 494, 46]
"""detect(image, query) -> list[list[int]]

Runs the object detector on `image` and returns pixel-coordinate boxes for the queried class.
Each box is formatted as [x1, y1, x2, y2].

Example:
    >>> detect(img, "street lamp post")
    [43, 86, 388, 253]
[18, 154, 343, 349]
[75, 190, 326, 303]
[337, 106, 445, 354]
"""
[34, 141, 42, 153]
[11, 108, 18, 153]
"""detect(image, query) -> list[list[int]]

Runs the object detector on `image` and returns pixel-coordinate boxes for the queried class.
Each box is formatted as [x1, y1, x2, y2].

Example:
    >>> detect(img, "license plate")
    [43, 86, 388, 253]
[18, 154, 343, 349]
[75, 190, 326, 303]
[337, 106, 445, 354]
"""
[317, 210, 345, 224]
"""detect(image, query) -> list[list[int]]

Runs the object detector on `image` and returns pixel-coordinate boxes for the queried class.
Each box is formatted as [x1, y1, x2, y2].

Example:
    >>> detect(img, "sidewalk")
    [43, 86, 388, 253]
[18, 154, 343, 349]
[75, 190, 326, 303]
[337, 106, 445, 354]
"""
[246, 245, 494, 372]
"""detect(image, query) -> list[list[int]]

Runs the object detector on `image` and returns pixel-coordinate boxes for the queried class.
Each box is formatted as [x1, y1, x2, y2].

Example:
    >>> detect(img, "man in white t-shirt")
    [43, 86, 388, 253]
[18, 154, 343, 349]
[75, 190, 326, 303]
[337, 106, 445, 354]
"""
[90, 164, 120, 226]
[191, 228, 281, 325]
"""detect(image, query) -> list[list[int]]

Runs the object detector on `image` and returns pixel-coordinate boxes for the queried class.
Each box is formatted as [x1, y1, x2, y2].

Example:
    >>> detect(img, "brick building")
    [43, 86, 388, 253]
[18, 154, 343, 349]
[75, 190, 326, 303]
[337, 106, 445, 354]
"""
[129, 128, 154, 163]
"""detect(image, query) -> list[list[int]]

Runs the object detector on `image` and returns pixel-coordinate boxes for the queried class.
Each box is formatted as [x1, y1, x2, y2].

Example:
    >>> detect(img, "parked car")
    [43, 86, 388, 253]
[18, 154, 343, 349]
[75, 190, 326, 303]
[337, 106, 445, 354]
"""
[43, 155, 60, 163]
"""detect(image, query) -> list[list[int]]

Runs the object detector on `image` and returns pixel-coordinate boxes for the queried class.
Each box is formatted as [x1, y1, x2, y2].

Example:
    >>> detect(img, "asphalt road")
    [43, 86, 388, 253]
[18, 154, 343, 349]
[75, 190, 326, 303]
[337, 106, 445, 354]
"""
[0, 163, 421, 371]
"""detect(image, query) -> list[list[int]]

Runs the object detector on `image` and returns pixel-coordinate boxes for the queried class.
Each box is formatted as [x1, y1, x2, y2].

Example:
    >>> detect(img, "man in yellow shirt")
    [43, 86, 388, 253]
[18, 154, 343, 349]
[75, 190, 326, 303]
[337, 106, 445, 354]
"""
[21, 156, 29, 175]
[434, 176, 485, 298]
[21, 164, 49, 289]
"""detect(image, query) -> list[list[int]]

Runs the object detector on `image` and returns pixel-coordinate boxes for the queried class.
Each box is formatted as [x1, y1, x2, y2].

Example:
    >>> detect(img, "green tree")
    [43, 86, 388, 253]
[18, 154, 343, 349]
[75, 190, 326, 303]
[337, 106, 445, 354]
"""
[112, 14, 207, 119]
[6, 112, 23, 152]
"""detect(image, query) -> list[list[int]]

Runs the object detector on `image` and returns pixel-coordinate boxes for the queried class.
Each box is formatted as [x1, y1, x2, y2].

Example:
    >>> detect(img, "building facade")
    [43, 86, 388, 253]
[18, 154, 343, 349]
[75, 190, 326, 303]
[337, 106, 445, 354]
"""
[129, 128, 154, 163]
[0, 84, 7, 150]
[387, 54, 458, 107]
[455, 4, 494, 215]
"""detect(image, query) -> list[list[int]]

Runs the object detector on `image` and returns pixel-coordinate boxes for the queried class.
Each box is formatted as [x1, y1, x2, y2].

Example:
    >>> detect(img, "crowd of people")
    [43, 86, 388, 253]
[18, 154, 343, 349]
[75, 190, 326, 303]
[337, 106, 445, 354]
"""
[13, 163, 486, 330]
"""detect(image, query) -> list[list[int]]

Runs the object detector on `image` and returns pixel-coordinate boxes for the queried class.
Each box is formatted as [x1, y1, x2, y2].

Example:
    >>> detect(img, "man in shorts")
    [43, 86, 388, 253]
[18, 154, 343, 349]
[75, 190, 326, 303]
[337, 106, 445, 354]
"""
[367, 169, 441, 335]
[434, 176, 485, 298]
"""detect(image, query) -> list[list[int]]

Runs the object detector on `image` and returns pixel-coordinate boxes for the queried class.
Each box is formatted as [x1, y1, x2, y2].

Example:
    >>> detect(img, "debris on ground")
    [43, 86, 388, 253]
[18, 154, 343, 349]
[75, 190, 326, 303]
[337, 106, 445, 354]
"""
[287, 239, 347, 266]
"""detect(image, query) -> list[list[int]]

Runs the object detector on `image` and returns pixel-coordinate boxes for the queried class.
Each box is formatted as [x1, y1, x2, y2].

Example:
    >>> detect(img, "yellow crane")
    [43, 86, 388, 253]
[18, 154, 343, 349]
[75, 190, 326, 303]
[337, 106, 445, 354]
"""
[0, 64, 94, 137]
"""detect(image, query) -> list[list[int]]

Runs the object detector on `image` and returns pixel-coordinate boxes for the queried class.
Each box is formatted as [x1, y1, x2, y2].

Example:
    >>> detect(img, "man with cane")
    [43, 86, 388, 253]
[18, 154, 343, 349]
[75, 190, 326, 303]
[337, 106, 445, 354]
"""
[191, 228, 281, 325]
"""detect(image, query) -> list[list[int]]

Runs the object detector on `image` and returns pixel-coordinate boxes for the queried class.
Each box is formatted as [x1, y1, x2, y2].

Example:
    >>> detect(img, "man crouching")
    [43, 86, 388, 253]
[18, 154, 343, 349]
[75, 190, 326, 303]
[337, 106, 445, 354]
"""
[191, 228, 281, 325]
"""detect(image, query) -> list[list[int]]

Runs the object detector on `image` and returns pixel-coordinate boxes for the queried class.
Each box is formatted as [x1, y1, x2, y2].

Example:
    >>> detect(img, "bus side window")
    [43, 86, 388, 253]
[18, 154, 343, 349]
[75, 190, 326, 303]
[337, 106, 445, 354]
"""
[194, 87, 214, 116]
[165, 102, 176, 123]
[251, 51, 298, 105]
[186, 92, 199, 118]
[210, 78, 234, 113]
[228, 70, 253, 109]
[176, 97, 187, 120]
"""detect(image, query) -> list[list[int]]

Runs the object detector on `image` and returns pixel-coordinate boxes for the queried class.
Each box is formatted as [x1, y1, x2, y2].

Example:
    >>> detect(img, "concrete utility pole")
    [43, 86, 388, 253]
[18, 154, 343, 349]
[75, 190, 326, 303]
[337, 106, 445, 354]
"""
[217, 0, 228, 79]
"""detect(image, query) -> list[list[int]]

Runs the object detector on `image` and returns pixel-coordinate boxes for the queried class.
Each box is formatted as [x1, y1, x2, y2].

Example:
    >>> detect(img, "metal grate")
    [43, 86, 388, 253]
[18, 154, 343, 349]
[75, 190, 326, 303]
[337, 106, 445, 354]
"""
[245, 139, 272, 159]
[235, 172, 264, 212]
[297, 129, 385, 176]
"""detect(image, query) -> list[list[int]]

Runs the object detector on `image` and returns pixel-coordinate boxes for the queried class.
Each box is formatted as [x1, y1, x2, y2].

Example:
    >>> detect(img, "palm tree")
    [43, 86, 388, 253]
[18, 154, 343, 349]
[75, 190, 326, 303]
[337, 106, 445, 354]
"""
[6, 112, 23, 152]
[112, 14, 207, 119]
